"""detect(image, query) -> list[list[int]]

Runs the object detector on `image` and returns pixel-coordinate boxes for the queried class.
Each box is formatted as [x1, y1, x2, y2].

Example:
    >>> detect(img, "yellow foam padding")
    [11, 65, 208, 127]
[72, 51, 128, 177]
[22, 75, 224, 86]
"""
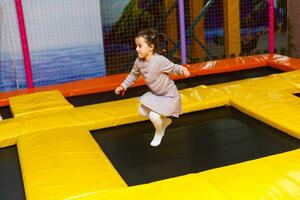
[9, 90, 73, 118]
[69, 149, 300, 200]
[212, 72, 300, 139]
[278, 69, 300, 89]
[79, 174, 229, 200]
[181, 85, 229, 113]
[17, 127, 127, 200]
[0, 87, 229, 148]
[214, 73, 298, 94]
[211, 71, 300, 140]
[76, 98, 143, 128]
[229, 87, 300, 139]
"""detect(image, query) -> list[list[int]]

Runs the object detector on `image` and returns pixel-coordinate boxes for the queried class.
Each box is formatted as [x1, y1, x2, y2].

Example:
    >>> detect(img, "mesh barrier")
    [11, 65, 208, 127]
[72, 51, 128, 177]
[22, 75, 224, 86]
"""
[239, 0, 269, 56]
[0, 1, 293, 91]
[0, 1, 26, 91]
[101, 0, 181, 74]
[101, 0, 283, 66]
[186, 0, 224, 62]
[287, 0, 300, 58]
[274, 0, 288, 56]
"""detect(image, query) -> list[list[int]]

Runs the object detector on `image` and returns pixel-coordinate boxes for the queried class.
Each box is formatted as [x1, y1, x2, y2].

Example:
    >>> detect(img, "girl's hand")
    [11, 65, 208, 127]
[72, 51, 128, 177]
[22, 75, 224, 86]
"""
[179, 66, 190, 77]
[115, 86, 125, 96]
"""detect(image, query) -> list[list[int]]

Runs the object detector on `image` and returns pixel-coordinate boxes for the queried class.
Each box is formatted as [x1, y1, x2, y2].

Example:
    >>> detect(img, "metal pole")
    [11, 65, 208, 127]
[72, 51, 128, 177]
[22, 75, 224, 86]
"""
[178, 0, 187, 64]
[15, 0, 34, 88]
[269, 0, 274, 54]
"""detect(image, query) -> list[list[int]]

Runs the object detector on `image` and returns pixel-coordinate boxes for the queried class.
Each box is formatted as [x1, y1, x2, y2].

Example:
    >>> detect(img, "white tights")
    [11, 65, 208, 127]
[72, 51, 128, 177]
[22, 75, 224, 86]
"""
[138, 105, 172, 146]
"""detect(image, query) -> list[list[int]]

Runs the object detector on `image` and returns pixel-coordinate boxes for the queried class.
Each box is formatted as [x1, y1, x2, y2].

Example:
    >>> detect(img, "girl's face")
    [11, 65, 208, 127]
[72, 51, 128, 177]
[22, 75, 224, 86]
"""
[135, 36, 154, 61]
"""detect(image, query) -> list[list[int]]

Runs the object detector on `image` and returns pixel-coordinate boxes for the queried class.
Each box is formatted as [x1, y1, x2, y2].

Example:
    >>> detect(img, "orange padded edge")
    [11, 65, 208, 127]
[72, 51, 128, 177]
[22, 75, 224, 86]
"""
[1, 54, 299, 107]
[266, 54, 300, 71]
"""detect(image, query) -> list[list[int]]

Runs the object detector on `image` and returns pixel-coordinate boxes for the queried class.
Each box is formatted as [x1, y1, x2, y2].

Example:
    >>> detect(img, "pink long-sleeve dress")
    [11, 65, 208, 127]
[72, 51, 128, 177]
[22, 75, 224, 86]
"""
[121, 54, 182, 117]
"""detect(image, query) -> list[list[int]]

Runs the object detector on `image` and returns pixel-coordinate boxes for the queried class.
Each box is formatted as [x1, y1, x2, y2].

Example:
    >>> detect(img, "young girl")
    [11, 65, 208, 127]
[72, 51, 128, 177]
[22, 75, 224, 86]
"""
[115, 29, 190, 147]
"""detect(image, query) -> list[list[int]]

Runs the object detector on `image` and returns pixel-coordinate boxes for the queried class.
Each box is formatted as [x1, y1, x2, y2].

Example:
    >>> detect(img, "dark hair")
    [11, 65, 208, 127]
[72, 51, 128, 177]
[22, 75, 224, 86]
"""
[136, 29, 168, 55]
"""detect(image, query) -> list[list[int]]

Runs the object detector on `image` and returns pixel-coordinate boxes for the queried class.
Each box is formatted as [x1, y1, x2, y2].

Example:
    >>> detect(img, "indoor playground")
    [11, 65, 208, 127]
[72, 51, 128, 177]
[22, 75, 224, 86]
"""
[1, 0, 300, 199]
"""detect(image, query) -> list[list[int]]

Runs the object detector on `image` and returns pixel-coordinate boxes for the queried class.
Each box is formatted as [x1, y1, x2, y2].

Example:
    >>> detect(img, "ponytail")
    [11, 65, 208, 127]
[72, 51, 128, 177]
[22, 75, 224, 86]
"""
[157, 32, 168, 55]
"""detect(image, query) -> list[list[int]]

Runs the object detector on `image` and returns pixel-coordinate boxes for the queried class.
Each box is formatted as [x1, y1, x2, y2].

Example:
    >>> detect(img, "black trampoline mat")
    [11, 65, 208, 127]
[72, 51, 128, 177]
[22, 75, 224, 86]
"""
[294, 93, 300, 98]
[92, 107, 300, 186]
[0, 146, 25, 200]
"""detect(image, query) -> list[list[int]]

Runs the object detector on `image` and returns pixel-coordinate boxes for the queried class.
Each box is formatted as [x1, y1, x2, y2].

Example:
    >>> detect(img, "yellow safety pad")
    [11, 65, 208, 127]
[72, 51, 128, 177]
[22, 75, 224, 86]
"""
[0, 111, 95, 148]
[77, 98, 142, 128]
[0, 99, 141, 148]
[200, 149, 300, 199]
[230, 87, 300, 139]
[213, 72, 300, 139]
[77, 174, 229, 200]
[17, 127, 127, 200]
[71, 149, 300, 200]
[278, 69, 300, 89]
[9, 90, 73, 118]
[180, 85, 229, 113]
[0, 87, 228, 148]
[214, 73, 298, 94]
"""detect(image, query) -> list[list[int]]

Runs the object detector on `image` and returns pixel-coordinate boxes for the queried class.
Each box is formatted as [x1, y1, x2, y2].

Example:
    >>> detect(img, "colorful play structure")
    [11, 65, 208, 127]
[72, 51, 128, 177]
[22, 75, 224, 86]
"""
[1, 1, 300, 200]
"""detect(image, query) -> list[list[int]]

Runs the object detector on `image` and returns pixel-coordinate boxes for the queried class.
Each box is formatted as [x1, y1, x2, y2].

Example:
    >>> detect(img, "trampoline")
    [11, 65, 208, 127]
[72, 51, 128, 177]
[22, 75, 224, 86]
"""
[1, 55, 300, 199]
[92, 107, 300, 186]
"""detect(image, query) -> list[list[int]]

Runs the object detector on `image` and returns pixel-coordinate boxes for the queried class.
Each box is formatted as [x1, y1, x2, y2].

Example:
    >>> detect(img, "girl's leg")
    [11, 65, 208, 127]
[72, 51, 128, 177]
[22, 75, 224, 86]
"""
[0, 114, 2, 121]
[138, 105, 151, 117]
[149, 111, 172, 146]
[162, 117, 172, 132]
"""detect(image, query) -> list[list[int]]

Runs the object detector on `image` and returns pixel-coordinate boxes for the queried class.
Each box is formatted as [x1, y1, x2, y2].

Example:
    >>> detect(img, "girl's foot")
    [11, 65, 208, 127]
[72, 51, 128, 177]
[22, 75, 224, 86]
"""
[0, 115, 2, 121]
[150, 132, 164, 147]
[150, 118, 172, 147]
